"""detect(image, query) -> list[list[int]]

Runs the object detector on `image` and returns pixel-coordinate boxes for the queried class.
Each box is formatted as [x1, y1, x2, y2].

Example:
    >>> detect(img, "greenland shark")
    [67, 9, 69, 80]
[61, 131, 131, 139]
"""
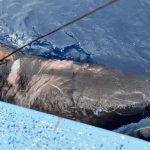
[0, 44, 150, 131]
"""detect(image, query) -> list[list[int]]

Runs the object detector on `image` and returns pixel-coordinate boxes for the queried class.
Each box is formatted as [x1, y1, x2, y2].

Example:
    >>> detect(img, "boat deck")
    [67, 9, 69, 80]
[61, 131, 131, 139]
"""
[0, 102, 149, 150]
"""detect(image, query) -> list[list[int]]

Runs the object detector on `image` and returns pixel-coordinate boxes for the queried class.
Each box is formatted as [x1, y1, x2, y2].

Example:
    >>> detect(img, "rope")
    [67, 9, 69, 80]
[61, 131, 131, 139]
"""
[0, 0, 119, 63]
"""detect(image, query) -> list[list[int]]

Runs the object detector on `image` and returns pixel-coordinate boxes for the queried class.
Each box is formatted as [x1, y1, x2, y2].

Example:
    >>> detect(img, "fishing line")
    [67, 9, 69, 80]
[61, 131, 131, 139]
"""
[0, 0, 120, 63]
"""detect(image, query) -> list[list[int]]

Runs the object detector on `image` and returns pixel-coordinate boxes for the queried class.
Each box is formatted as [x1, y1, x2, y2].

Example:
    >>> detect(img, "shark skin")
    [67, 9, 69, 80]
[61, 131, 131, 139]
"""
[0, 44, 150, 130]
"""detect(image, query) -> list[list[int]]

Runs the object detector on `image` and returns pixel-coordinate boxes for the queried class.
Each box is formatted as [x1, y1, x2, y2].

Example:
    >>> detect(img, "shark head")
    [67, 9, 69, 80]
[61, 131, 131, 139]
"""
[0, 45, 24, 99]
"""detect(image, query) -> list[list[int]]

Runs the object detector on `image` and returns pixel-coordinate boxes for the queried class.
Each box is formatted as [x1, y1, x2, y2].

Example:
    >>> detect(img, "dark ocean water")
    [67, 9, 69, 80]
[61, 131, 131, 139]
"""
[0, 0, 150, 134]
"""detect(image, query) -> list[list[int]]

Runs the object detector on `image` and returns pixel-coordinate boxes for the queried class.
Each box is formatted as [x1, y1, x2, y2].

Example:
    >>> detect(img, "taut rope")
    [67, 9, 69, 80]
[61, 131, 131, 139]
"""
[0, 0, 119, 65]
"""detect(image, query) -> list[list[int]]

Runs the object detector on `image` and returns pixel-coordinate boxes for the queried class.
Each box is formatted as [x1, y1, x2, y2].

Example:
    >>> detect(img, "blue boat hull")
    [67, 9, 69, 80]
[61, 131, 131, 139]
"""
[0, 102, 149, 150]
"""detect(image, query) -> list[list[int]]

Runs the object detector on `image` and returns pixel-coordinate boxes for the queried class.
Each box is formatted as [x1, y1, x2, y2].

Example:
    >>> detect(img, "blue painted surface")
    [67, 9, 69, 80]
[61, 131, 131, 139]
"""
[0, 102, 150, 150]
